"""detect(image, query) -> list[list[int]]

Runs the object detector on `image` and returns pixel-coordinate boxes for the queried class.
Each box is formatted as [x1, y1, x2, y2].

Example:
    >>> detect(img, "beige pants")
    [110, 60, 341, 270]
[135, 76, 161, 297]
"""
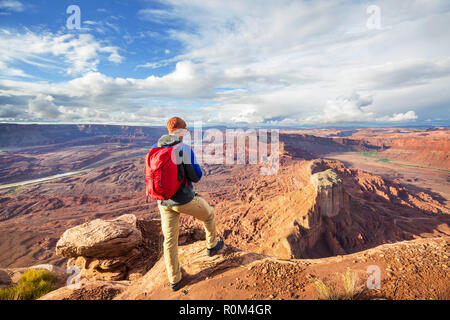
[158, 196, 218, 284]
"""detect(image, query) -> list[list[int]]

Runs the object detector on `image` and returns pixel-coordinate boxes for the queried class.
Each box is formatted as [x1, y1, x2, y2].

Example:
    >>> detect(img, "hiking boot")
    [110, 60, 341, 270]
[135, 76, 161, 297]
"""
[206, 238, 224, 257]
[170, 280, 183, 292]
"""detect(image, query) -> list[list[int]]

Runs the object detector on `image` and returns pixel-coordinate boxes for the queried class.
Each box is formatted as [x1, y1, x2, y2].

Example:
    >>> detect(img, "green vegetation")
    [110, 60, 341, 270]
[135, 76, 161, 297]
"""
[359, 151, 393, 164]
[309, 268, 364, 300]
[358, 151, 376, 157]
[359, 153, 450, 172]
[395, 162, 431, 169]
[357, 151, 438, 170]
[358, 151, 391, 164]
[0, 269, 58, 300]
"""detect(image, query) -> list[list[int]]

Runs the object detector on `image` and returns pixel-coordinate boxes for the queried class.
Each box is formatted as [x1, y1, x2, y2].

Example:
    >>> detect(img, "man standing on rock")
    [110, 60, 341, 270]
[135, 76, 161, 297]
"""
[147, 116, 224, 291]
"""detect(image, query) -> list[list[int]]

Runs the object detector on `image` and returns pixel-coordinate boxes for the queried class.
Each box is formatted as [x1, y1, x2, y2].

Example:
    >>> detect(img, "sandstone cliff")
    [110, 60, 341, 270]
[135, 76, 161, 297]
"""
[257, 165, 352, 259]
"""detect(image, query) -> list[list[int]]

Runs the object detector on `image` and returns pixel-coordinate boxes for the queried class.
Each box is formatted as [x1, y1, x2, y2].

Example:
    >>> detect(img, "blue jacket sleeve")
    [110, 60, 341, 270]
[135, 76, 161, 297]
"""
[180, 144, 202, 182]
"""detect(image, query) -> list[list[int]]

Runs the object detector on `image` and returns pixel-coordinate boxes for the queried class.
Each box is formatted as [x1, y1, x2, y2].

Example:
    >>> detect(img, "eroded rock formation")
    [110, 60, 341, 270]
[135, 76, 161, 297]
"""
[272, 167, 352, 259]
[55, 214, 206, 282]
[310, 168, 350, 218]
[56, 214, 162, 281]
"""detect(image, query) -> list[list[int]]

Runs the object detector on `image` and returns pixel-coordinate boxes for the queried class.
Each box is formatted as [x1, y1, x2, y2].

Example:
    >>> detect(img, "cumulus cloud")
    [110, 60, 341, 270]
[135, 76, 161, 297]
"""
[0, 61, 214, 124]
[303, 93, 375, 124]
[27, 94, 62, 120]
[377, 111, 418, 123]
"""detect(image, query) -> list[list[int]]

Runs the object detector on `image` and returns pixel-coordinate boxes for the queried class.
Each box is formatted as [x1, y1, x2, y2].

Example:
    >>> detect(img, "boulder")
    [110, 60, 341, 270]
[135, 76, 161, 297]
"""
[55, 216, 163, 282]
[0, 269, 11, 288]
[55, 215, 204, 283]
[56, 216, 142, 258]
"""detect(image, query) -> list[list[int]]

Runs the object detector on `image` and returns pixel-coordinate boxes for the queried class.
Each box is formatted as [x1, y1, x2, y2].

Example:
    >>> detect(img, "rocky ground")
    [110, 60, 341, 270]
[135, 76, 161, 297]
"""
[36, 226, 448, 300]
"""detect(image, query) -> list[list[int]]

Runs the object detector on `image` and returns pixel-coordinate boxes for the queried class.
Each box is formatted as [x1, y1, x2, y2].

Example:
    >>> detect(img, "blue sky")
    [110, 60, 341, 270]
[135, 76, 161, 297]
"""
[0, 0, 182, 79]
[0, 0, 449, 126]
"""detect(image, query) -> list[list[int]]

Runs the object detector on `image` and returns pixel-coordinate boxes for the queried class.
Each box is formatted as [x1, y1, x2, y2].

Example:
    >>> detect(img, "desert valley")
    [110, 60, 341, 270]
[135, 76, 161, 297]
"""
[0, 124, 448, 300]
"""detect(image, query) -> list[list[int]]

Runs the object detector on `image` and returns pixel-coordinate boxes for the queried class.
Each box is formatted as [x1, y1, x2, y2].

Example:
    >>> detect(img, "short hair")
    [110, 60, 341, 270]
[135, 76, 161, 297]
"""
[167, 117, 187, 134]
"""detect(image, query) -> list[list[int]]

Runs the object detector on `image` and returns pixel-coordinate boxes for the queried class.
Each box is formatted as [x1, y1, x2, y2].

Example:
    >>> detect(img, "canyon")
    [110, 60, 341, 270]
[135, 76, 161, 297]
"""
[0, 124, 448, 299]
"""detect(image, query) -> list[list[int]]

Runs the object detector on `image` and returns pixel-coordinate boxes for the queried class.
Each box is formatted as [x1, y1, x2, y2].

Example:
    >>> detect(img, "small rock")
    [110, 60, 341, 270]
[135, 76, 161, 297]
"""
[128, 273, 143, 281]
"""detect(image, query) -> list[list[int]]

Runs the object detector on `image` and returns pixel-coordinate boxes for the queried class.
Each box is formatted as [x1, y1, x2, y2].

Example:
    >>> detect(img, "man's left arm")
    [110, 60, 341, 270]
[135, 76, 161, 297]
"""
[181, 145, 202, 183]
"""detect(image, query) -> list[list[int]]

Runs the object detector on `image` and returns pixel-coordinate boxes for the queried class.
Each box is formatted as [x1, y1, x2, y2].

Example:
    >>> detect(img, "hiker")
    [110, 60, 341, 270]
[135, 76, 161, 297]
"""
[145, 116, 224, 291]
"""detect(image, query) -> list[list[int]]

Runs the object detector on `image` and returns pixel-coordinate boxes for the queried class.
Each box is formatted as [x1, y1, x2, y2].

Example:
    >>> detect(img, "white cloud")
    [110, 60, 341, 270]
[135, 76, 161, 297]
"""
[27, 94, 61, 119]
[0, 61, 30, 78]
[0, 0, 24, 12]
[348, 58, 450, 90]
[377, 111, 418, 122]
[0, 104, 22, 118]
[0, 30, 123, 77]
[304, 93, 375, 124]
[0, 61, 214, 123]
[132, 0, 449, 124]
[137, 60, 172, 69]
[138, 8, 178, 24]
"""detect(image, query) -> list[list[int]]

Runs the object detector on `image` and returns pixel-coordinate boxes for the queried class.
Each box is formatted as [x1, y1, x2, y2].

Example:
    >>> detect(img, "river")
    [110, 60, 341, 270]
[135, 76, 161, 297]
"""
[0, 170, 89, 191]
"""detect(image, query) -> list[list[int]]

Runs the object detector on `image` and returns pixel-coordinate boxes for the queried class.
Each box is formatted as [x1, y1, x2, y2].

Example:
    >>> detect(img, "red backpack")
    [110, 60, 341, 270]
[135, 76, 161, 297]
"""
[145, 145, 184, 201]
